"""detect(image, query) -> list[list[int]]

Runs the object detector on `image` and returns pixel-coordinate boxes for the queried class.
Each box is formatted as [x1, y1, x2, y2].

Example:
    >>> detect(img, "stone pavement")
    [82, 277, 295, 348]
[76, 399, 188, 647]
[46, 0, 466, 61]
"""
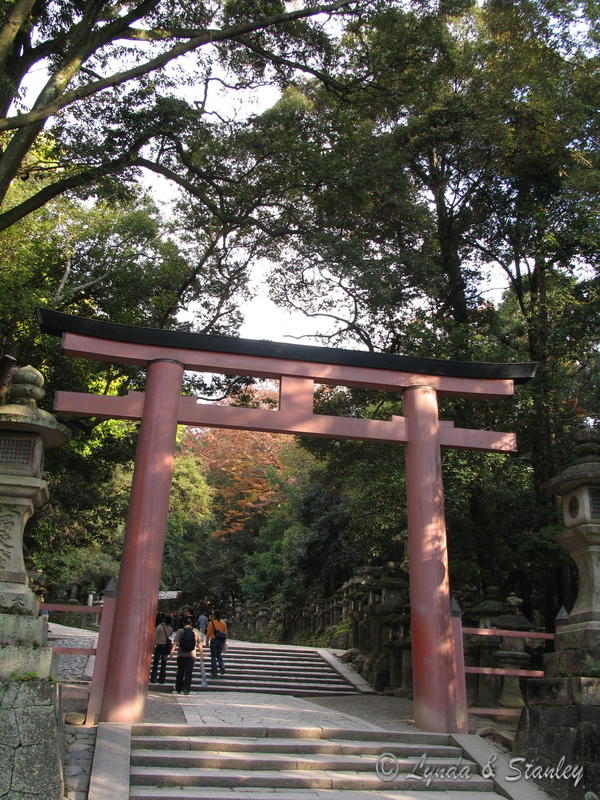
[47, 621, 98, 681]
[173, 689, 398, 730]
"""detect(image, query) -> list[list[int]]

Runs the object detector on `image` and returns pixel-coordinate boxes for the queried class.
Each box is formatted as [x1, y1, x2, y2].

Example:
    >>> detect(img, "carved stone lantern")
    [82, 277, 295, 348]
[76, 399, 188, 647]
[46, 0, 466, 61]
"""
[0, 365, 71, 800]
[546, 427, 600, 675]
[514, 429, 600, 795]
[0, 366, 70, 616]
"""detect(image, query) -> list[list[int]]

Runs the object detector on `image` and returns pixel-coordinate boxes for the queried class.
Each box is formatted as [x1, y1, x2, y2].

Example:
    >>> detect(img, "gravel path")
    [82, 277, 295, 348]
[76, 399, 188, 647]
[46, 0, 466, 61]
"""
[64, 725, 96, 800]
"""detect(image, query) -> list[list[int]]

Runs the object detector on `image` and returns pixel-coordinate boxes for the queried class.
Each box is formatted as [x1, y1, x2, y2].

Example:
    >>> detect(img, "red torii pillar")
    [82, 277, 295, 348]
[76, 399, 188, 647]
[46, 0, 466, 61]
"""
[102, 359, 184, 722]
[38, 308, 535, 731]
[404, 385, 454, 731]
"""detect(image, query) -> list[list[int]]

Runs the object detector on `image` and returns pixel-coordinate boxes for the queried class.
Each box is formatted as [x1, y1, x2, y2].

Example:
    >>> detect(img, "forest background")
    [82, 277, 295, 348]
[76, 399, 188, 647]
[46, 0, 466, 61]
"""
[0, 0, 598, 637]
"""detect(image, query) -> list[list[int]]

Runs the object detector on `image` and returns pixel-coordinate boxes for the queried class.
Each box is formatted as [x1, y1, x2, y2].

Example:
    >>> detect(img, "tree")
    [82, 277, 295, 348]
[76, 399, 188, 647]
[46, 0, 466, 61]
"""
[233, 1, 598, 503]
[0, 0, 363, 231]
[160, 448, 216, 597]
[34, 545, 120, 599]
[192, 1, 598, 621]
[182, 389, 296, 536]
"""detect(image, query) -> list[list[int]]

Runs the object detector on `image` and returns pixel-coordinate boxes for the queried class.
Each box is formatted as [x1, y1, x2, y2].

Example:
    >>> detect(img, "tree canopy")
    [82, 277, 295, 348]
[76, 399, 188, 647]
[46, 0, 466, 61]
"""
[0, 0, 597, 628]
[0, 0, 367, 230]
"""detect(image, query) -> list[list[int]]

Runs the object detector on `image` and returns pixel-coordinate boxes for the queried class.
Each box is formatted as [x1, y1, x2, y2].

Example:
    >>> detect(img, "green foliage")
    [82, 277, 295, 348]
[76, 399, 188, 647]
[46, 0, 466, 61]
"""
[8, 671, 40, 682]
[0, 0, 364, 230]
[582, 657, 600, 678]
[0, 0, 596, 633]
[35, 545, 120, 600]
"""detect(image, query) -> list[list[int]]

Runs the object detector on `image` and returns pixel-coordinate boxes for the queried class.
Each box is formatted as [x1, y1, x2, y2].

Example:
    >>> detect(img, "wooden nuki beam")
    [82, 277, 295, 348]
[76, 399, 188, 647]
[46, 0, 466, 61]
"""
[54, 387, 517, 452]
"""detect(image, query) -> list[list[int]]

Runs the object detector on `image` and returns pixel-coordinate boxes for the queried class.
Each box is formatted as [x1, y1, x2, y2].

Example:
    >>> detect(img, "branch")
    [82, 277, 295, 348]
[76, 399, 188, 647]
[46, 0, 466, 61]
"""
[53, 253, 72, 303]
[155, 235, 222, 327]
[55, 265, 125, 305]
[134, 156, 224, 219]
[0, 0, 356, 132]
[232, 36, 345, 92]
[279, 285, 374, 350]
[0, 152, 142, 233]
[0, 172, 98, 231]
[0, 0, 37, 69]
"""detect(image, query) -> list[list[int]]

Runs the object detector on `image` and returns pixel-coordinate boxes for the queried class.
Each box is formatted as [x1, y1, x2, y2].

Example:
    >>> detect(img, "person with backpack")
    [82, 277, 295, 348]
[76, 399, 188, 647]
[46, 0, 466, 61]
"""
[171, 615, 203, 694]
[206, 609, 228, 677]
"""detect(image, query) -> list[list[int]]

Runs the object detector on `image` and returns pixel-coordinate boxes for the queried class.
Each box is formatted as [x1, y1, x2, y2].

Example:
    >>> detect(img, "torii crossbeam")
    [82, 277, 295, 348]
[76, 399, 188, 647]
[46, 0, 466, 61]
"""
[38, 308, 536, 731]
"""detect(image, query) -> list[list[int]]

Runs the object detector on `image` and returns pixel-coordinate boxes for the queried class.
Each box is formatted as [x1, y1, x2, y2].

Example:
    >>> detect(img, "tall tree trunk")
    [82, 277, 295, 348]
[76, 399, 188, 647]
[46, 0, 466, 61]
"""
[524, 260, 557, 523]
[433, 191, 471, 357]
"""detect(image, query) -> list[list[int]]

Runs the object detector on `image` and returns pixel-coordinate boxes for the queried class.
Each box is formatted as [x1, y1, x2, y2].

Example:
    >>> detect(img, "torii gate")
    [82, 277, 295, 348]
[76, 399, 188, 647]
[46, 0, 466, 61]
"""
[38, 308, 536, 731]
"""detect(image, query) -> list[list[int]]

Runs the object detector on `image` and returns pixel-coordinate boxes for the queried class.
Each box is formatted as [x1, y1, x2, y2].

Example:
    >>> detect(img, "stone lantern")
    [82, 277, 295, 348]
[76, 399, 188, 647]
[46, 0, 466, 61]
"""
[546, 427, 600, 675]
[514, 428, 600, 797]
[0, 364, 71, 800]
[0, 365, 70, 618]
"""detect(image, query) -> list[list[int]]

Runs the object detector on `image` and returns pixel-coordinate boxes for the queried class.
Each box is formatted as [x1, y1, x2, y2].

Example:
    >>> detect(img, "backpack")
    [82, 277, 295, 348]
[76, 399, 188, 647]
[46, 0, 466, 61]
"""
[211, 622, 226, 641]
[179, 627, 196, 653]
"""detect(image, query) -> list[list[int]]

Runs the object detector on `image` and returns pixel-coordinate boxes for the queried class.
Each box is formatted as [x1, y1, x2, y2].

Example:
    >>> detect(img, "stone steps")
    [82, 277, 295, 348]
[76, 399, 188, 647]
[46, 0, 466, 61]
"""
[131, 735, 465, 758]
[130, 791, 503, 800]
[130, 767, 494, 790]
[128, 725, 505, 799]
[150, 643, 362, 696]
[131, 750, 476, 772]
[183, 666, 350, 680]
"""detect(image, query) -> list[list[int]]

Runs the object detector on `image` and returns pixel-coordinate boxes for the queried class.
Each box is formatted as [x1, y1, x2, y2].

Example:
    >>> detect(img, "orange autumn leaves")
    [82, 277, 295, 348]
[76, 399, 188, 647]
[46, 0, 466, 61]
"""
[181, 388, 298, 536]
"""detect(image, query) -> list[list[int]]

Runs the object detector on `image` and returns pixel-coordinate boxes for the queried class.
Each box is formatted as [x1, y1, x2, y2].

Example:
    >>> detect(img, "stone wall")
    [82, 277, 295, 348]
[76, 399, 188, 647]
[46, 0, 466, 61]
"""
[0, 678, 64, 800]
[515, 705, 599, 798]
[513, 677, 600, 799]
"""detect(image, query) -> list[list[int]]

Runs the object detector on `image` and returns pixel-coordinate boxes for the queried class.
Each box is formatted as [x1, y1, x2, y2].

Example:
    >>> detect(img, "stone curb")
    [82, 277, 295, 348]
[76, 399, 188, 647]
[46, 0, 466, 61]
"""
[88, 722, 131, 800]
[451, 733, 552, 800]
[316, 648, 376, 694]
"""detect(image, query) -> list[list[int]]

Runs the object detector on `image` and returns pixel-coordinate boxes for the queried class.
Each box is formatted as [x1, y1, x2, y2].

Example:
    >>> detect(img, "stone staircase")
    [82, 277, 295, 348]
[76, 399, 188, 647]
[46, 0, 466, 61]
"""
[150, 643, 367, 696]
[128, 724, 506, 799]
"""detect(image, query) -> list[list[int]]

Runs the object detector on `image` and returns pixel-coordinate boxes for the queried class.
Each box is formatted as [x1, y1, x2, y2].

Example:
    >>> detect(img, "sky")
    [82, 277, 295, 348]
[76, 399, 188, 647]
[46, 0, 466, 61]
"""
[239, 264, 327, 344]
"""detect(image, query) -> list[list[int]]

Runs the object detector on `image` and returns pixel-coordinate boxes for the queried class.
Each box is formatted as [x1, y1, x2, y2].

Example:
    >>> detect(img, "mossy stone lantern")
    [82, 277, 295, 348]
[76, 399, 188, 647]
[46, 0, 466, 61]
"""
[546, 428, 600, 675]
[0, 365, 70, 616]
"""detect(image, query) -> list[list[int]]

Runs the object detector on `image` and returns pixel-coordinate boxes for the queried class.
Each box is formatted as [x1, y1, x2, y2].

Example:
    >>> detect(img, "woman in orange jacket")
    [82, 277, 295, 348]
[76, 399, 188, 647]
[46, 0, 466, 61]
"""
[206, 609, 228, 676]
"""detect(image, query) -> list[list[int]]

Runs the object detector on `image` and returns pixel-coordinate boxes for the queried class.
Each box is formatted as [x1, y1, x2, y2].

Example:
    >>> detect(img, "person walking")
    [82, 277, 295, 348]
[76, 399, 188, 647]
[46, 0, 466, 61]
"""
[171, 615, 204, 694]
[175, 606, 194, 631]
[150, 613, 173, 684]
[206, 609, 228, 677]
[196, 610, 208, 642]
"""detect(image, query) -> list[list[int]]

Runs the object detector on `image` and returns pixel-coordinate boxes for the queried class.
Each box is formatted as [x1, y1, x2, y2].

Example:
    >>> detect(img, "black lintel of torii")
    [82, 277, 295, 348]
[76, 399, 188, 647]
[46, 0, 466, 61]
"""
[37, 308, 537, 384]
